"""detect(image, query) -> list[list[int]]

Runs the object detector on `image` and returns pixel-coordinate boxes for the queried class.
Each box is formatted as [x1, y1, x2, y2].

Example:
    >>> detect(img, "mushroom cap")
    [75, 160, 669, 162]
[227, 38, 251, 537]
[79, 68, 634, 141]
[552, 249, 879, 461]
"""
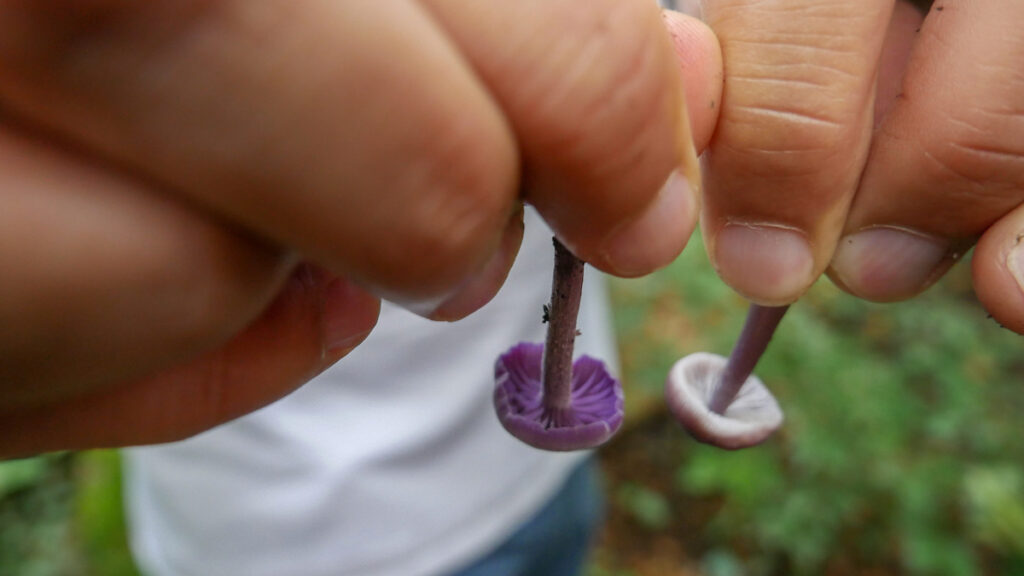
[494, 342, 624, 452]
[665, 352, 783, 450]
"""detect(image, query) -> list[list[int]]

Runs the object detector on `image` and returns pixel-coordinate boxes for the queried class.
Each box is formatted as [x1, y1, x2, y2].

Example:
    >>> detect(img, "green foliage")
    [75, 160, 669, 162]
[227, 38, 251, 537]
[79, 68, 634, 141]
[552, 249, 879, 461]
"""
[616, 482, 673, 531]
[0, 455, 80, 576]
[74, 451, 141, 576]
[0, 457, 50, 499]
[0, 451, 138, 576]
[965, 465, 1024, 556]
[610, 237, 1024, 575]
[701, 549, 745, 576]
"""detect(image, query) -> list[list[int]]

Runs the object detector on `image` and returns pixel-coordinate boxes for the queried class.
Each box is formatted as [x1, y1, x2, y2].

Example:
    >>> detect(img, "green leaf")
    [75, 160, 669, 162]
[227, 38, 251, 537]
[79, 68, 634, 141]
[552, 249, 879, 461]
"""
[0, 458, 49, 499]
[615, 482, 672, 531]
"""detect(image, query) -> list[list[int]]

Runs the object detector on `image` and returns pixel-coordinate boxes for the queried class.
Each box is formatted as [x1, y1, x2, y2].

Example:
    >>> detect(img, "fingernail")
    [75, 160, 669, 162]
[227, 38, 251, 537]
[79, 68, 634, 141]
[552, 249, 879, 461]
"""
[669, 48, 702, 192]
[602, 170, 696, 277]
[429, 211, 524, 321]
[830, 226, 950, 301]
[323, 277, 378, 354]
[677, 106, 702, 195]
[389, 292, 450, 320]
[713, 223, 814, 305]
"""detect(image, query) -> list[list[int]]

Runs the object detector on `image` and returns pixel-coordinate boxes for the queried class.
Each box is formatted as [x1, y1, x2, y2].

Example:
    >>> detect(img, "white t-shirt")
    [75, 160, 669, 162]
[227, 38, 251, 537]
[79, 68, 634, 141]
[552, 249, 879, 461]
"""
[124, 208, 619, 576]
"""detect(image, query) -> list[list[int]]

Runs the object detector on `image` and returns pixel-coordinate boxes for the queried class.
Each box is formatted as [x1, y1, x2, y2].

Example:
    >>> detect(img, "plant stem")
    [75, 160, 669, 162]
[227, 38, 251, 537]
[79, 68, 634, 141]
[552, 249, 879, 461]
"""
[543, 238, 584, 409]
[708, 304, 789, 415]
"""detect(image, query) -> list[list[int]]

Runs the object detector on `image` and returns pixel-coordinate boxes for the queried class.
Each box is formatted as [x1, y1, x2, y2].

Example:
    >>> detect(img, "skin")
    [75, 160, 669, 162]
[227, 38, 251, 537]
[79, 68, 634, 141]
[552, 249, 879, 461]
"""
[701, 0, 1024, 333]
[5, 0, 1024, 454]
[0, 3, 722, 455]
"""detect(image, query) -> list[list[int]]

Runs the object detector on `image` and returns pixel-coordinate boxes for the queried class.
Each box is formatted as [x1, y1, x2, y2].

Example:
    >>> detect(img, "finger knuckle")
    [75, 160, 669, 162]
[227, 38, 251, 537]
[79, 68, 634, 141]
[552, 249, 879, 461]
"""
[519, 1, 674, 177]
[721, 98, 854, 175]
[377, 113, 516, 294]
[713, 7, 877, 174]
[921, 112, 1024, 194]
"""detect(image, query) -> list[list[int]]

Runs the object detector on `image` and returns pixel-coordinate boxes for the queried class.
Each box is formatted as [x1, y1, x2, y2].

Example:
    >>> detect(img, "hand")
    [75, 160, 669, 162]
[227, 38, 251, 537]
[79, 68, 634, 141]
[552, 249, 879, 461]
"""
[697, 0, 1024, 336]
[0, 2, 721, 454]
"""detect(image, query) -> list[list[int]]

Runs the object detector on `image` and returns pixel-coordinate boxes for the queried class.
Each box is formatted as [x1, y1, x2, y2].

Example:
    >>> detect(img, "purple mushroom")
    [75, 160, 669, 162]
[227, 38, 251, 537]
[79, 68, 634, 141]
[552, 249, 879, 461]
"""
[665, 304, 787, 450]
[493, 239, 624, 452]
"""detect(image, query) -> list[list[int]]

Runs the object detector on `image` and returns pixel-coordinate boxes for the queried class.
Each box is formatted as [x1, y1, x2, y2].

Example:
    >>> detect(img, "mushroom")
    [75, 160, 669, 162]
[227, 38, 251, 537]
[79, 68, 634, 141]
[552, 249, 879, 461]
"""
[665, 304, 787, 450]
[493, 239, 624, 452]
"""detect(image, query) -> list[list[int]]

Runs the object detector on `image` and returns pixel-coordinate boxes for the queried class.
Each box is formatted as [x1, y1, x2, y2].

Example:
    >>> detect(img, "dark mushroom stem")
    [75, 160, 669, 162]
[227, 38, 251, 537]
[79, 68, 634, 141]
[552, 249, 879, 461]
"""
[543, 238, 584, 411]
[708, 304, 789, 415]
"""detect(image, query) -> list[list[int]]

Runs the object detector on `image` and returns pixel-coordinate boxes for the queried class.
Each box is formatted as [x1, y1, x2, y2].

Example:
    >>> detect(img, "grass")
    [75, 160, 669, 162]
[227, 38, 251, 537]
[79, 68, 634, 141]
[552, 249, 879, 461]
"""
[0, 451, 138, 576]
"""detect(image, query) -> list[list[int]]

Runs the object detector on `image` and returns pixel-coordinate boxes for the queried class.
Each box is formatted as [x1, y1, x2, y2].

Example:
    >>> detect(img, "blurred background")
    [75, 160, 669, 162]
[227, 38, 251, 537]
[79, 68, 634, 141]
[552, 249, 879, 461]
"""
[4, 233, 1024, 576]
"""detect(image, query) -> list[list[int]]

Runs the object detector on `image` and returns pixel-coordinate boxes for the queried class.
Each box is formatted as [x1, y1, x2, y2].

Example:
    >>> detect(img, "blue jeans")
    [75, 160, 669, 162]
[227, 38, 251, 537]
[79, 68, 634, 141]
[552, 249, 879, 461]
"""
[449, 461, 604, 576]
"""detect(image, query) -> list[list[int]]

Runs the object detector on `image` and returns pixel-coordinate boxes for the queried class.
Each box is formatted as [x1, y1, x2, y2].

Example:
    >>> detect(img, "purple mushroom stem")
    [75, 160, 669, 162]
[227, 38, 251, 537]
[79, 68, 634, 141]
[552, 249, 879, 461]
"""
[542, 238, 584, 410]
[664, 302, 788, 450]
[492, 237, 624, 451]
[708, 303, 789, 415]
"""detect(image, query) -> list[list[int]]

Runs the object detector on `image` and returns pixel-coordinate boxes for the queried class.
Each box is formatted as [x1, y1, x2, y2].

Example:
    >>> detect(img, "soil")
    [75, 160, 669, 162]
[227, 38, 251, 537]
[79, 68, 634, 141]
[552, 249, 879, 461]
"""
[594, 409, 718, 576]
[592, 410, 906, 576]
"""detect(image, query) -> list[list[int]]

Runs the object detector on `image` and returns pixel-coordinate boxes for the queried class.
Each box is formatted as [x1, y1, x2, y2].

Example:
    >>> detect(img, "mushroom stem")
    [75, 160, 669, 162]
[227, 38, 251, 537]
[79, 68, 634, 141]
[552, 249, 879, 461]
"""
[542, 238, 583, 409]
[708, 304, 789, 415]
